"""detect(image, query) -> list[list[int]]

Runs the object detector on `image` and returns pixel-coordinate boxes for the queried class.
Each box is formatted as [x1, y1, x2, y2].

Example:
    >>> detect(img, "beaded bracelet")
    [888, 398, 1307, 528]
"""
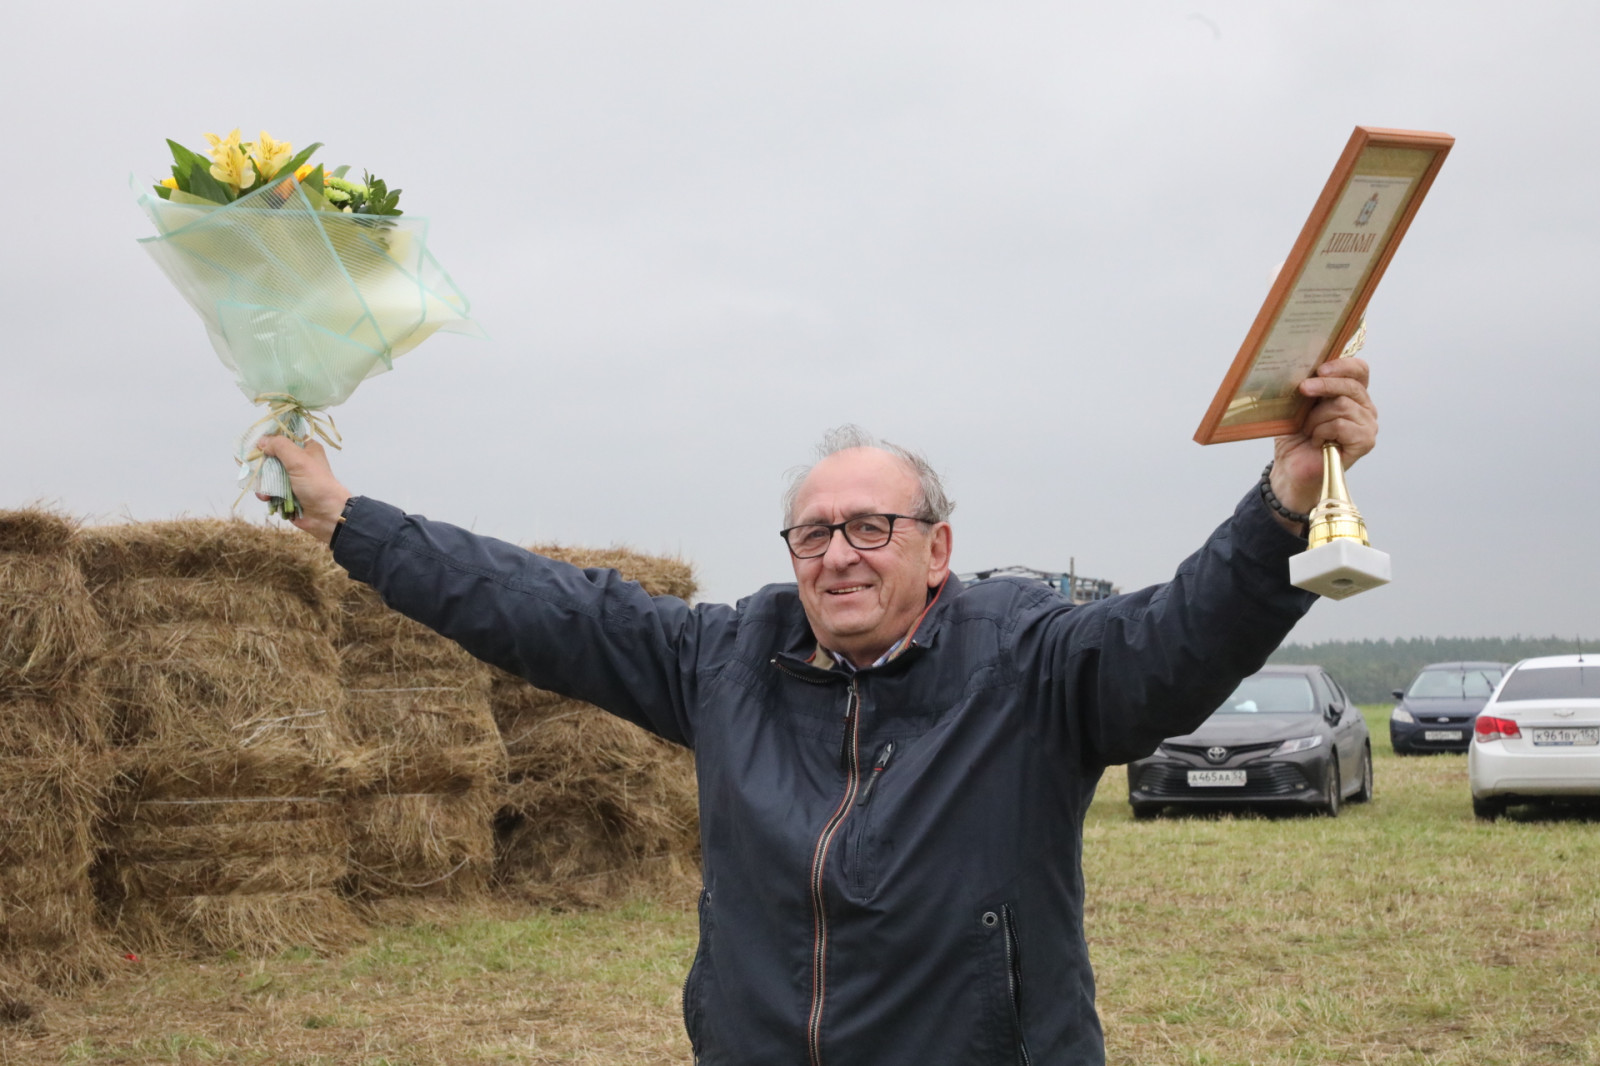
[1258, 463, 1311, 526]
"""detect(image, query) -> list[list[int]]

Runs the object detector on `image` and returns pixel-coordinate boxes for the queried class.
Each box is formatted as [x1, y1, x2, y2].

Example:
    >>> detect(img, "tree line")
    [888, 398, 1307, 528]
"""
[1268, 636, 1596, 704]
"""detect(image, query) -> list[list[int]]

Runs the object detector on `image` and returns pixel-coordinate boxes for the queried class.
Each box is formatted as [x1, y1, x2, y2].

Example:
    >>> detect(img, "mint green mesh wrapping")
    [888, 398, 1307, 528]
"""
[134, 175, 483, 508]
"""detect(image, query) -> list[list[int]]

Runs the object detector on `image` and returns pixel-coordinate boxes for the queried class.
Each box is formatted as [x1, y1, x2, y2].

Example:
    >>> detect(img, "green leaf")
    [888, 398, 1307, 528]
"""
[153, 184, 172, 200]
[186, 164, 234, 206]
[302, 163, 325, 194]
[330, 164, 351, 179]
[281, 141, 323, 177]
[166, 140, 210, 184]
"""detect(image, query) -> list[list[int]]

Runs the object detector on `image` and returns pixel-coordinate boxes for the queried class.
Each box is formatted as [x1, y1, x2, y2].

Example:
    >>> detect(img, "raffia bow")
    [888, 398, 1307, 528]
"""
[234, 394, 343, 516]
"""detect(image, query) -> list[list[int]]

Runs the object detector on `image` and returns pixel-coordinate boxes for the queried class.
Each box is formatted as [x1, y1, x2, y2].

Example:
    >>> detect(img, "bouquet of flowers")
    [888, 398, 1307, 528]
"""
[136, 129, 482, 516]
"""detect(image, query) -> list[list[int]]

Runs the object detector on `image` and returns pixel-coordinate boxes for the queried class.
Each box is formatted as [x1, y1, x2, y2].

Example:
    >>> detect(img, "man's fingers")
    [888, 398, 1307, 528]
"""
[1316, 355, 1370, 385]
[256, 435, 331, 474]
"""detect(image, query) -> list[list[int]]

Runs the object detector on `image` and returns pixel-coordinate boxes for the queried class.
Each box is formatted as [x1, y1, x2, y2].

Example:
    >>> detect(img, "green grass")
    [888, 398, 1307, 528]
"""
[1086, 706, 1600, 1064]
[7, 708, 1600, 1064]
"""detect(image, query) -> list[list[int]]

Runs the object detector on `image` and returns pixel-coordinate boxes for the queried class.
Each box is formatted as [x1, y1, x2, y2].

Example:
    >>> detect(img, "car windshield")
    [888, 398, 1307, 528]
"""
[1496, 666, 1599, 702]
[1408, 668, 1503, 698]
[1214, 675, 1316, 714]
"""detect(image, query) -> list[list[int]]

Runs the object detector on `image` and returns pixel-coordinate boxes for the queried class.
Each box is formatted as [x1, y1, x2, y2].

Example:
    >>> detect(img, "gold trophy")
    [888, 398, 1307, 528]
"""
[1286, 320, 1391, 600]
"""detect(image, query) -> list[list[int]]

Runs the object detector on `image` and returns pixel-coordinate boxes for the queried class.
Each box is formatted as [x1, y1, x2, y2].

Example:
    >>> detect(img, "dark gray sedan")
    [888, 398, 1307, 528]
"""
[1389, 661, 1507, 755]
[1127, 665, 1372, 818]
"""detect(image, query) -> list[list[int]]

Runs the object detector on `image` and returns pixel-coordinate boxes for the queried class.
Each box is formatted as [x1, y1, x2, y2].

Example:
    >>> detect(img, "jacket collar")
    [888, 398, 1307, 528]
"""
[774, 574, 963, 678]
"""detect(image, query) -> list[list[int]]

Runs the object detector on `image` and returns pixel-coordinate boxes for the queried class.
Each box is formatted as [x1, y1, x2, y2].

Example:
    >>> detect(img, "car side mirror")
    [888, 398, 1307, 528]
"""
[1325, 703, 1342, 723]
[1391, 689, 1404, 700]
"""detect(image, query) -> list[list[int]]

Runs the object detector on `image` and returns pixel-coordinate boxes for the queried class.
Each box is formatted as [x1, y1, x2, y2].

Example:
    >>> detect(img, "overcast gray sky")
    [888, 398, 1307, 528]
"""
[3, 1, 1595, 644]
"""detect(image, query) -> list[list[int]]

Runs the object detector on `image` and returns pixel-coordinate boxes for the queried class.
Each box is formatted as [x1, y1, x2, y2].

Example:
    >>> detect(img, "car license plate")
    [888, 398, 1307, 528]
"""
[1424, 730, 1463, 741]
[1530, 727, 1600, 747]
[1187, 770, 1246, 787]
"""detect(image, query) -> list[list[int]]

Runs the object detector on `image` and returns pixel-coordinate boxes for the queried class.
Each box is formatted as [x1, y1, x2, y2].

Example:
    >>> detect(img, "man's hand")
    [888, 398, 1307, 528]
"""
[1268, 357, 1378, 524]
[255, 436, 352, 546]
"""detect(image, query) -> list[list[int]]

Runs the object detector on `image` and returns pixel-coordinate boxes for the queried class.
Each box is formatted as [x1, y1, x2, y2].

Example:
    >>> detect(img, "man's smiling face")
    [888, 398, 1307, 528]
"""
[787, 447, 952, 667]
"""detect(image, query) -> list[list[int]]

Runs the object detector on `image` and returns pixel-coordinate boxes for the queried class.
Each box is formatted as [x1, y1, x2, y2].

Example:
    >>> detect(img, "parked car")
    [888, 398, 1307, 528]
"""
[1468, 655, 1600, 820]
[1389, 661, 1508, 755]
[1127, 664, 1372, 818]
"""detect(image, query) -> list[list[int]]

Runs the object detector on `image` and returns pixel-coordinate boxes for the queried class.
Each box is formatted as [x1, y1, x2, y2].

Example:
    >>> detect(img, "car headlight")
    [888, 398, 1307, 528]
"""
[1391, 706, 1415, 723]
[1271, 735, 1325, 756]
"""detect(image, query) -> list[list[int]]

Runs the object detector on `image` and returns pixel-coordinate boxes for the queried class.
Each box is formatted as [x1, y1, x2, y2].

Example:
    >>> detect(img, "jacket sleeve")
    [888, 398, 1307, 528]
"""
[1033, 488, 1318, 767]
[333, 496, 713, 748]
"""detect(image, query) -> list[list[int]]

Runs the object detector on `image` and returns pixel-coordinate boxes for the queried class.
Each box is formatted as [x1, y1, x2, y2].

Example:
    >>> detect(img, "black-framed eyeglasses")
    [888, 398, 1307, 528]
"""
[779, 513, 933, 559]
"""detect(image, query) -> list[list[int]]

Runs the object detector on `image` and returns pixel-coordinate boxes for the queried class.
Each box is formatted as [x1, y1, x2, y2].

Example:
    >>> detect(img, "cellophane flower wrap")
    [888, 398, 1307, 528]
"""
[135, 131, 481, 515]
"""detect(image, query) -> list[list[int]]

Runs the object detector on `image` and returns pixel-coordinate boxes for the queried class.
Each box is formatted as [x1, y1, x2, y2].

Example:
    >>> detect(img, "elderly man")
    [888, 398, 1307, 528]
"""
[259, 357, 1375, 1065]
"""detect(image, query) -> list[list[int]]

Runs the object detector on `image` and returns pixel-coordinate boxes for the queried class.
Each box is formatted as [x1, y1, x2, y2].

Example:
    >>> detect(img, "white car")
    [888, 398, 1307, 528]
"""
[1468, 655, 1600, 820]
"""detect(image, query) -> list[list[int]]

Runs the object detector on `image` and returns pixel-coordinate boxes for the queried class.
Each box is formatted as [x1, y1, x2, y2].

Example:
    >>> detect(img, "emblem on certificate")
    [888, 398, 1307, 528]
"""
[1195, 126, 1454, 599]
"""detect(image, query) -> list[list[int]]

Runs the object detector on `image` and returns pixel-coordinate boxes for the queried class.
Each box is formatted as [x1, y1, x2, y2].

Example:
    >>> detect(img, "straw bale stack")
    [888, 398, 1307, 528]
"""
[492, 545, 700, 902]
[336, 581, 504, 902]
[80, 520, 362, 956]
[0, 510, 111, 993]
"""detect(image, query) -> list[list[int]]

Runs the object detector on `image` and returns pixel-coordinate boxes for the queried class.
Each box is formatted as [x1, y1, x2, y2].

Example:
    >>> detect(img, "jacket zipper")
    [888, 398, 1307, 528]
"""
[682, 888, 710, 1061]
[806, 677, 861, 1066]
[855, 741, 896, 807]
[1001, 904, 1032, 1066]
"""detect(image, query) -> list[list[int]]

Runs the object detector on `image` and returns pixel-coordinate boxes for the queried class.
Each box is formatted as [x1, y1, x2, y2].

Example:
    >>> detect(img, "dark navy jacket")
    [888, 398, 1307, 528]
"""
[335, 489, 1315, 1065]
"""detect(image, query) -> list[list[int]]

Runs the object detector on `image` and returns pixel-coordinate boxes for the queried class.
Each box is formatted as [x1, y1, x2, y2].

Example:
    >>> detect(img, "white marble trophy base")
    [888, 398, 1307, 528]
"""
[1289, 540, 1392, 600]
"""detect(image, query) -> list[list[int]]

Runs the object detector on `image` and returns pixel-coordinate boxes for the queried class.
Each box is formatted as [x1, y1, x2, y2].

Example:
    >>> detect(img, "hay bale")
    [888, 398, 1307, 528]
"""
[530, 543, 698, 602]
[0, 511, 111, 991]
[99, 796, 356, 956]
[0, 758, 109, 989]
[489, 544, 701, 901]
[111, 891, 362, 957]
[76, 519, 343, 623]
[493, 700, 699, 901]
[345, 792, 498, 900]
[337, 581, 503, 901]
[82, 519, 359, 957]
[0, 511, 102, 698]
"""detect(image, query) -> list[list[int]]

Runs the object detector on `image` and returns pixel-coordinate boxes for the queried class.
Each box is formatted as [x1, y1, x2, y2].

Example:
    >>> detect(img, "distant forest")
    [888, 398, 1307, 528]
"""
[1268, 636, 1596, 704]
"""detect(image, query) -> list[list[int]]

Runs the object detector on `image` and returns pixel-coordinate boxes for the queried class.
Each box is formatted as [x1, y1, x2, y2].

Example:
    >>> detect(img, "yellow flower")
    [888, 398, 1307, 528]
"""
[294, 162, 316, 182]
[203, 128, 256, 192]
[159, 176, 178, 189]
[248, 130, 293, 181]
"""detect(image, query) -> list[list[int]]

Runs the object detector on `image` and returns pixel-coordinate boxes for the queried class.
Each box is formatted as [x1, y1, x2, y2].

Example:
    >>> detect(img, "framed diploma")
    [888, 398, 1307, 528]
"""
[1194, 126, 1454, 445]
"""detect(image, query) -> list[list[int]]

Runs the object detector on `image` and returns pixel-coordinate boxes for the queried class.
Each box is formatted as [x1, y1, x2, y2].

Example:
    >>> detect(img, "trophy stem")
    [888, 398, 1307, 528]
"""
[1288, 316, 1389, 599]
[1305, 441, 1370, 550]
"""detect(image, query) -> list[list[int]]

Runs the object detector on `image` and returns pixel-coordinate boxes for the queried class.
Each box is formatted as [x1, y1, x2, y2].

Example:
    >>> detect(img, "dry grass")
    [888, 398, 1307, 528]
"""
[2, 893, 699, 1065]
[490, 544, 700, 906]
[336, 580, 504, 903]
[82, 520, 360, 958]
[4, 709, 1600, 1063]
[0, 511, 101, 699]
[0, 511, 111, 995]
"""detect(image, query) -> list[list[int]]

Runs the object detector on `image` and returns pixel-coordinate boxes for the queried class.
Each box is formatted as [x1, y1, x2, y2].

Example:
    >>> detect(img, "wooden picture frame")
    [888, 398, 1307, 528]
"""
[1194, 126, 1454, 445]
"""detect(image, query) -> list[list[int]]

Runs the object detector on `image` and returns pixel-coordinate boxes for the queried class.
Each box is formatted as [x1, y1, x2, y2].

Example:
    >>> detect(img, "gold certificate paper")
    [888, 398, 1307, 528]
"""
[1195, 127, 1453, 445]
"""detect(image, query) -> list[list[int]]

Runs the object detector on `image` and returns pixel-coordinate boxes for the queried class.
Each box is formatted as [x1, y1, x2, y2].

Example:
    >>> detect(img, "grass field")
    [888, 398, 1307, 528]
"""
[5, 706, 1599, 1065]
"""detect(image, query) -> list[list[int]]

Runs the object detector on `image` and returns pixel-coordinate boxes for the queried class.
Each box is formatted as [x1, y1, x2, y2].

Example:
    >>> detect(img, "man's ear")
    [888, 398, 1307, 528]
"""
[926, 523, 953, 588]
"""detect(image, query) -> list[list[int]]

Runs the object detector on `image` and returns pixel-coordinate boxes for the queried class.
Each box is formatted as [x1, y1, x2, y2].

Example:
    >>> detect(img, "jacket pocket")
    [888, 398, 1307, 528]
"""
[844, 741, 896, 895]
[682, 888, 713, 1056]
[980, 903, 1033, 1065]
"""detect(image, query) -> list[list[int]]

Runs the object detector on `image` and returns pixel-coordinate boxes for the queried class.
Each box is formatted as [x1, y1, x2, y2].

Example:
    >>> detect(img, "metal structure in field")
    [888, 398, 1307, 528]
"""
[960, 565, 1119, 606]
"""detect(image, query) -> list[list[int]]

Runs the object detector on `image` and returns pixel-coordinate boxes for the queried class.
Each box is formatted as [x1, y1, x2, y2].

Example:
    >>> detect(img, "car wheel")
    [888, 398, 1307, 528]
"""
[1473, 796, 1506, 821]
[1352, 745, 1374, 803]
[1130, 804, 1160, 821]
[1321, 761, 1341, 817]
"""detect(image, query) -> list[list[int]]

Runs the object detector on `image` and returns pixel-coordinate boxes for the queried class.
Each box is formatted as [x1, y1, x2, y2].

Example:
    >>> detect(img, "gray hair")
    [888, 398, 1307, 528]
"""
[782, 425, 956, 526]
